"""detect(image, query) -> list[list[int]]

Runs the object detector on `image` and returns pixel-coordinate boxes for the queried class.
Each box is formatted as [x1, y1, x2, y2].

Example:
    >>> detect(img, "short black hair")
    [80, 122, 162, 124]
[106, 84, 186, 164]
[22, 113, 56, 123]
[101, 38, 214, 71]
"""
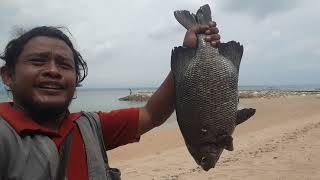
[0, 26, 88, 86]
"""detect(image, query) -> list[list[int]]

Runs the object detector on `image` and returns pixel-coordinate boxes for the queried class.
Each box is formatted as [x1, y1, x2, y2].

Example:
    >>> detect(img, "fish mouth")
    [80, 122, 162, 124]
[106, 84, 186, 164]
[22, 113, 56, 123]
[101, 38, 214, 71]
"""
[199, 153, 219, 171]
[187, 143, 222, 171]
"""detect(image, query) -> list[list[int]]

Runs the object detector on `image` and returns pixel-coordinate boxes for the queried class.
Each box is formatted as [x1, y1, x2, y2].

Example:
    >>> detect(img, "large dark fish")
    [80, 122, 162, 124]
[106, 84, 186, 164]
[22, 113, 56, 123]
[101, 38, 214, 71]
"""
[171, 4, 251, 171]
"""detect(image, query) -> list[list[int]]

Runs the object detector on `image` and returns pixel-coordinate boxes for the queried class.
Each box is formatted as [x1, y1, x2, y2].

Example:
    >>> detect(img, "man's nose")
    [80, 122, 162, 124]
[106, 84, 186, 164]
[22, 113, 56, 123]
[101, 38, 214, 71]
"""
[44, 60, 62, 78]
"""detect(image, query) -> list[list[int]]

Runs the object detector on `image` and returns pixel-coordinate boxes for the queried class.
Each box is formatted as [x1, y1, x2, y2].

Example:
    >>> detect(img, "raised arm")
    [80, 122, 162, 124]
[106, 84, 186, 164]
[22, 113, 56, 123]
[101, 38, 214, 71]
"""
[138, 22, 220, 135]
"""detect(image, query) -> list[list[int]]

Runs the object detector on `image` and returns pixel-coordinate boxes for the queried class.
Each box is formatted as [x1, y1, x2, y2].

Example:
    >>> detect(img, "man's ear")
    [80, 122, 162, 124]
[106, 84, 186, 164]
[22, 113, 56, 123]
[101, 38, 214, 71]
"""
[0, 66, 13, 90]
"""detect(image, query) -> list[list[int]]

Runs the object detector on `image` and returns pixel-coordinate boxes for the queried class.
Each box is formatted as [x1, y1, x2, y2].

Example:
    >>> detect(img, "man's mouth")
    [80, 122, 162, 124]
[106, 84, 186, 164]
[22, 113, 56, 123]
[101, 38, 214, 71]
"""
[37, 82, 65, 91]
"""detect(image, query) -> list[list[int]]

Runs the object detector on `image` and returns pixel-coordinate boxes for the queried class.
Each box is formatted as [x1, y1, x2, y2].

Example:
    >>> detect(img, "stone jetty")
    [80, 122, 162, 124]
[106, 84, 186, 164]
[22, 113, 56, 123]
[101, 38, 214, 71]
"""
[239, 90, 320, 99]
[119, 90, 320, 102]
[118, 91, 153, 101]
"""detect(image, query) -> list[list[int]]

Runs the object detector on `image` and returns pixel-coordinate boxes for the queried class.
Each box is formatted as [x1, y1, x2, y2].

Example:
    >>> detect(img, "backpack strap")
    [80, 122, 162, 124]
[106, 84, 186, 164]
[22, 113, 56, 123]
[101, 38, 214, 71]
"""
[56, 129, 73, 180]
[77, 112, 121, 180]
[82, 112, 110, 167]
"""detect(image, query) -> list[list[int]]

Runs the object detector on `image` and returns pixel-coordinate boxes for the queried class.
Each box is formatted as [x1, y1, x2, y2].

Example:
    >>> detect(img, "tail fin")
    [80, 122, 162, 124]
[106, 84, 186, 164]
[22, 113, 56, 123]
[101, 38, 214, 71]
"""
[174, 4, 212, 30]
[196, 4, 212, 25]
[174, 10, 197, 30]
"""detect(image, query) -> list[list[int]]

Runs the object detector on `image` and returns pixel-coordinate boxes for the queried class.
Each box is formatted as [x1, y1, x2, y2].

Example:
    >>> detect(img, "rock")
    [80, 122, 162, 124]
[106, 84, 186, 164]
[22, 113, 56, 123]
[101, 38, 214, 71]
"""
[118, 92, 153, 101]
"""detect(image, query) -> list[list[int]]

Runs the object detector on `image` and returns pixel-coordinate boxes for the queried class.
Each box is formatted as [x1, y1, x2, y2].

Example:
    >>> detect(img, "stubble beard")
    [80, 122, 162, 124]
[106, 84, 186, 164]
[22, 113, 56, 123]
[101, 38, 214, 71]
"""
[13, 90, 75, 123]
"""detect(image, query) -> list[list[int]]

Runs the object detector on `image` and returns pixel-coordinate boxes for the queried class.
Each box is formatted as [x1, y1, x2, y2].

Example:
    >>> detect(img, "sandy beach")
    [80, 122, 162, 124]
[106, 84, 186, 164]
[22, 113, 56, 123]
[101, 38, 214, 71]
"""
[108, 95, 320, 180]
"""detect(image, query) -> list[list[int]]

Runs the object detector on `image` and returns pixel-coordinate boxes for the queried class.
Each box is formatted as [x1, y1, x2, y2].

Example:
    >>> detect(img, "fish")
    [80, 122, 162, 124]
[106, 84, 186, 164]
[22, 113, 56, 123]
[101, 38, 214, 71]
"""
[171, 4, 254, 171]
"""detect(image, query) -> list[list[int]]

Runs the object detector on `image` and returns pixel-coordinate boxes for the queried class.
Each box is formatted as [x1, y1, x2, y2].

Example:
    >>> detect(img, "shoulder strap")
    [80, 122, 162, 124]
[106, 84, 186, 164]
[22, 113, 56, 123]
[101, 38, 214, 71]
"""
[80, 112, 121, 180]
[82, 112, 110, 167]
[56, 129, 73, 180]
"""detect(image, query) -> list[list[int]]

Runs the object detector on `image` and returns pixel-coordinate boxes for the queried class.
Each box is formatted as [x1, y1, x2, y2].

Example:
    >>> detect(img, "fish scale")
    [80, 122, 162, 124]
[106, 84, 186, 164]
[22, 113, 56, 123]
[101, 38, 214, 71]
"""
[177, 35, 237, 139]
[171, 4, 244, 171]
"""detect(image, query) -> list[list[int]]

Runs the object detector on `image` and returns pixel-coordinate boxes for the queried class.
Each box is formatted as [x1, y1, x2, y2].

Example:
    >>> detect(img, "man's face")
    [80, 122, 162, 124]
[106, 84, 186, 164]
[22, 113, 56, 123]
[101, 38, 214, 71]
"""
[8, 36, 77, 114]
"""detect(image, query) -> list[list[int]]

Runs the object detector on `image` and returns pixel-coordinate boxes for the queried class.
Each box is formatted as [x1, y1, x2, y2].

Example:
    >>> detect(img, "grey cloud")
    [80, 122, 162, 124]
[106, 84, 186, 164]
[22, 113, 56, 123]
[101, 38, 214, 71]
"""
[147, 24, 182, 40]
[219, 0, 300, 19]
[218, 0, 320, 86]
[1, 0, 319, 87]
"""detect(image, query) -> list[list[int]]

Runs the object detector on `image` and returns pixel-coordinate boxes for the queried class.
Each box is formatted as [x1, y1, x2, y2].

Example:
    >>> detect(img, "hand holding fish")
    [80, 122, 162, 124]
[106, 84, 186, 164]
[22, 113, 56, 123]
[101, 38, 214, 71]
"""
[183, 21, 220, 48]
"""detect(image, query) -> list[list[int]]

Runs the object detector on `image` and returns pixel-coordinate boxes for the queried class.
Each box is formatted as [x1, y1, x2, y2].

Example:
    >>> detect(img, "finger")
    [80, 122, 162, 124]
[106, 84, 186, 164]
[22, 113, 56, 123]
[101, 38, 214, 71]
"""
[208, 21, 217, 27]
[190, 24, 209, 34]
[205, 34, 221, 42]
[183, 32, 197, 48]
[210, 41, 220, 47]
[205, 27, 219, 35]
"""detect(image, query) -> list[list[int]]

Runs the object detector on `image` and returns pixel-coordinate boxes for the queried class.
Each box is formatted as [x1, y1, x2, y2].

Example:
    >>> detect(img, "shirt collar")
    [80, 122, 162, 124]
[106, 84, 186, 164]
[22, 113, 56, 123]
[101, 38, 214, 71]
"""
[0, 102, 81, 137]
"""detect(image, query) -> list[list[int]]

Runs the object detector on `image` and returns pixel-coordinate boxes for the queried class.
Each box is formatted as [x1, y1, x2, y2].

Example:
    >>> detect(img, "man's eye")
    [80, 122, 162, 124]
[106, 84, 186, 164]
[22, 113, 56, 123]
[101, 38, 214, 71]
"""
[29, 58, 46, 65]
[59, 62, 73, 69]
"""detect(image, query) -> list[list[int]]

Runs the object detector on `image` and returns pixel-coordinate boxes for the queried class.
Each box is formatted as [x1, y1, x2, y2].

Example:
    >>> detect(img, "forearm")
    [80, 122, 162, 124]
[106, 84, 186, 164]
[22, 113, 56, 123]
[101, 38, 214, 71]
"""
[138, 71, 176, 135]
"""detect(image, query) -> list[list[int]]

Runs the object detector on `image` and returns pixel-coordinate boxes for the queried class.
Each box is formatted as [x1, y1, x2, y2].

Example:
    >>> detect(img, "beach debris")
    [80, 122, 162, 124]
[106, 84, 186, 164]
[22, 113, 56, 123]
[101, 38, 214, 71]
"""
[171, 4, 254, 171]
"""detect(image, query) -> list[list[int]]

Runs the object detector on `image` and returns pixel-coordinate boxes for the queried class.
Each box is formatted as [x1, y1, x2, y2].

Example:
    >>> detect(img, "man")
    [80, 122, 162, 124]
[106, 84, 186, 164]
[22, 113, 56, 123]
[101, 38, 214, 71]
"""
[0, 21, 254, 180]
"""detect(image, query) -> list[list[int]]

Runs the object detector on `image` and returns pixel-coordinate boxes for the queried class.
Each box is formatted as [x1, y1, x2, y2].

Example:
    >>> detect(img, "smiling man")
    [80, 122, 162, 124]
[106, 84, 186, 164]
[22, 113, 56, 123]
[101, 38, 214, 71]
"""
[0, 22, 254, 180]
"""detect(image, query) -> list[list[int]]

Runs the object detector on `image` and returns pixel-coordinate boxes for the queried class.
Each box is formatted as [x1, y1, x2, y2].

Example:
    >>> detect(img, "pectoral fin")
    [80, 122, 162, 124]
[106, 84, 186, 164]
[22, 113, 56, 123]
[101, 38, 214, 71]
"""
[216, 134, 234, 151]
[236, 108, 256, 125]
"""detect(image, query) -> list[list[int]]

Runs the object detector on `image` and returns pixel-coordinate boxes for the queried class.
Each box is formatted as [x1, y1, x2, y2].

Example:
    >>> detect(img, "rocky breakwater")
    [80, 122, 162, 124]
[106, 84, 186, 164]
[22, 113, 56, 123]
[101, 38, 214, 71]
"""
[239, 90, 320, 99]
[118, 91, 154, 101]
[119, 90, 320, 101]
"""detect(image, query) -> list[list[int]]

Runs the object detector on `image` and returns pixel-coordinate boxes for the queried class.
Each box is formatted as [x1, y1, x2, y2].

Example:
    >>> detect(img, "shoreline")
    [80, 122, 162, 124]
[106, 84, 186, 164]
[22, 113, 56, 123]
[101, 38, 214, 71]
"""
[108, 96, 320, 179]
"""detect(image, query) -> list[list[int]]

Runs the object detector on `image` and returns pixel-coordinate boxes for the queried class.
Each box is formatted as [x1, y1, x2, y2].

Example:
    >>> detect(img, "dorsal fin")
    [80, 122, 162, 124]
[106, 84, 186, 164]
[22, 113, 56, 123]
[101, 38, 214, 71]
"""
[218, 41, 244, 71]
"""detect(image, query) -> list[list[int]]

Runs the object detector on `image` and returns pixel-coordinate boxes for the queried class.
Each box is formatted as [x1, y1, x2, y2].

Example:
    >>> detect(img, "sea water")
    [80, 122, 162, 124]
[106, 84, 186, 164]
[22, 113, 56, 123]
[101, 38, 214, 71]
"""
[0, 85, 318, 129]
[1, 85, 319, 112]
[0, 88, 153, 112]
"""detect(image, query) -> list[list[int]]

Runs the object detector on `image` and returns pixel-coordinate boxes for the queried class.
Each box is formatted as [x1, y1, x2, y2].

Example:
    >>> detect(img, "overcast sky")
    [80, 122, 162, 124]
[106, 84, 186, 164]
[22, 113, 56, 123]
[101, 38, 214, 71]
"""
[0, 0, 319, 88]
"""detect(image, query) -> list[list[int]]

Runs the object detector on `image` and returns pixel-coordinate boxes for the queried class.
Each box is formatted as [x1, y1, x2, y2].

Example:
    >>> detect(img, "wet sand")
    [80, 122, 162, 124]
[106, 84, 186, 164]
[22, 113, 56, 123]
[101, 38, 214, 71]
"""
[108, 96, 320, 180]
